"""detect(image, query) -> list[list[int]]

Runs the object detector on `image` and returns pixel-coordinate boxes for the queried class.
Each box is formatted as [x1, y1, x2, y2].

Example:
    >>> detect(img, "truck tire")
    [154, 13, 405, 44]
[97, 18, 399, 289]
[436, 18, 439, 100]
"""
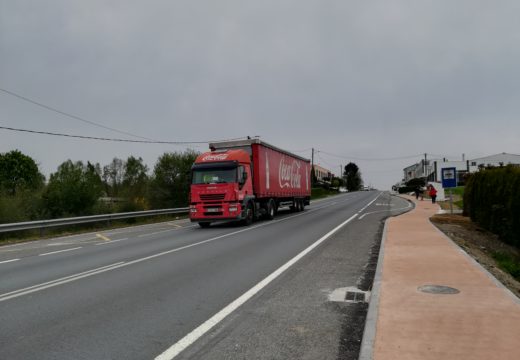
[198, 222, 211, 228]
[243, 202, 254, 226]
[265, 199, 276, 220]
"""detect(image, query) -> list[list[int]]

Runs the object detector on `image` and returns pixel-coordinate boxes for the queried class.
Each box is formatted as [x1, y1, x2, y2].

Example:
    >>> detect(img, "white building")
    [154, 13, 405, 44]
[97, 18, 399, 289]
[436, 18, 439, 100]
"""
[402, 153, 520, 187]
[469, 153, 520, 169]
[313, 164, 332, 182]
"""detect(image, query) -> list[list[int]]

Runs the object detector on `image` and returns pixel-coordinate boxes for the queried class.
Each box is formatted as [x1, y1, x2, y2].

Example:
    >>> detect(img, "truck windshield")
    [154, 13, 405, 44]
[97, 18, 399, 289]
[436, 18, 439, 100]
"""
[192, 166, 237, 184]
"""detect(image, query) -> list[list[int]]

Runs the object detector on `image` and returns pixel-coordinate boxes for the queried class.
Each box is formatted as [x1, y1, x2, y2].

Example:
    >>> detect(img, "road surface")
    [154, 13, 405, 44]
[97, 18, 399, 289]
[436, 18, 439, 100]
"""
[0, 191, 410, 359]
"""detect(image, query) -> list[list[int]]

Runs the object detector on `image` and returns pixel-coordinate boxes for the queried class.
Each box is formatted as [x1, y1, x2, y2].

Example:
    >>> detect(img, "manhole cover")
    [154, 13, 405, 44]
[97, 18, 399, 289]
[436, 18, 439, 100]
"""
[418, 285, 460, 294]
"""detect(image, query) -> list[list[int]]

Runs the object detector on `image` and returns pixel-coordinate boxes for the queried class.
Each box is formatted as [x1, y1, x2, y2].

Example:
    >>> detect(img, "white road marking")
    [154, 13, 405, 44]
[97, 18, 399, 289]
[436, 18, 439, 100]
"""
[96, 233, 111, 241]
[358, 202, 412, 220]
[0, 258, 20, 264]
[0, 195, 357, 304]
[38, 247, 82, 256]
[94, 238, 129, 246]
[0, 262, 125, 302]
[138, 229, 176, 237]
[154, 211, 361, 360]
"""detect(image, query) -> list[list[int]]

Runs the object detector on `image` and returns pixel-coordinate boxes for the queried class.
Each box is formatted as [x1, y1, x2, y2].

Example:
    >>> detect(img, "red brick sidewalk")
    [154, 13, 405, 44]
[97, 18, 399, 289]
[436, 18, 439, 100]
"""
[371, 196, 520, 360]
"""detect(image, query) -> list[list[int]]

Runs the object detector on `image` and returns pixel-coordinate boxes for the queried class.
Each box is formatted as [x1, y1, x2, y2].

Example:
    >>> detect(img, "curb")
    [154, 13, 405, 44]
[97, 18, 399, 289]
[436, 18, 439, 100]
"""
[357, 218, 388, 360]
[358, 195, 415, 360]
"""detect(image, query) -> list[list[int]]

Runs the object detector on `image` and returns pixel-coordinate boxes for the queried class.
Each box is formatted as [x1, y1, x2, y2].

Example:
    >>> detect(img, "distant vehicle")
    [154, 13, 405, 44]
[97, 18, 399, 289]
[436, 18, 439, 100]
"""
[363, 185, 371, 191]
[189, 139, 311, 228]
[339, 187, 348, 193]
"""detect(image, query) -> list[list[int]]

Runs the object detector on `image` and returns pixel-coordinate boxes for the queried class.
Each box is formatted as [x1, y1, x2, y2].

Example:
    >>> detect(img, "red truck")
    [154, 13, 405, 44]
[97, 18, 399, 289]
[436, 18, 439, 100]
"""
[189, 139, 311, 227]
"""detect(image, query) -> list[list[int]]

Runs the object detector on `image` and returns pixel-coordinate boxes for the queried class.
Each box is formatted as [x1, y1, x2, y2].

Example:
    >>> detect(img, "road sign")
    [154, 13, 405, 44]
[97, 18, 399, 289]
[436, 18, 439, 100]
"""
[441, 167, 457, 188]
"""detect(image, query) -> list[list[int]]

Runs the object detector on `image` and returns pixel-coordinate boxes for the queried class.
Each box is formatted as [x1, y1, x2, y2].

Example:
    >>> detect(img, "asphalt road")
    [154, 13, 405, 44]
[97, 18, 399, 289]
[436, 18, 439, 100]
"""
[0, 191, 411, 360]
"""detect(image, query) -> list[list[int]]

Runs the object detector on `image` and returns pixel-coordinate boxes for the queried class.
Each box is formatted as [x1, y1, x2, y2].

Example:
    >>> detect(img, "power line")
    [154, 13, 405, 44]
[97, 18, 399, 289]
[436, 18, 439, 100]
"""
[317, 149, 423, 161]
[0, 125, 245, 145]
[0, 87, 155, 141]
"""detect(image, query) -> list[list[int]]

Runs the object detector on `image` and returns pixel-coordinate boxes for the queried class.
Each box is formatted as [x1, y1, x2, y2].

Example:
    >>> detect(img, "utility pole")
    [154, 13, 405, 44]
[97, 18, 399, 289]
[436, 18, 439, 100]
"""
[424, 153, 427, 179]
[311, 148, 314, 187]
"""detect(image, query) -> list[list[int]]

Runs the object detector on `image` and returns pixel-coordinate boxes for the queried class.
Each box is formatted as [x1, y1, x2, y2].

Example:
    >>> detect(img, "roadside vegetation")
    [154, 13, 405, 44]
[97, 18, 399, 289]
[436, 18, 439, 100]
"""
[0, 149, 198, 241]
[432, 165, 520, 290]
[464, 165, 520, 249]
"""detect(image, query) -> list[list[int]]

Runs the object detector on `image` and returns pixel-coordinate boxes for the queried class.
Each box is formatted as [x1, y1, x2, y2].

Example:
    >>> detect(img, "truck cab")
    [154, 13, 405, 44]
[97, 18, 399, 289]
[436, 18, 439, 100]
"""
[189, 150, 254, 227]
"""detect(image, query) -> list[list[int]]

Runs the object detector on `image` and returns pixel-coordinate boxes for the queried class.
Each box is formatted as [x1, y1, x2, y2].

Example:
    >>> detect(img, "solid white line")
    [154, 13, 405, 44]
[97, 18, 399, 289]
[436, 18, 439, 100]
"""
[0, 258, 20, 264]
[0, 262, 125, 302]
[358, 202, 412, 220]
[154, 212, 361, 360]
[357, 192, 383, 214]
[38, 247, 82, 256]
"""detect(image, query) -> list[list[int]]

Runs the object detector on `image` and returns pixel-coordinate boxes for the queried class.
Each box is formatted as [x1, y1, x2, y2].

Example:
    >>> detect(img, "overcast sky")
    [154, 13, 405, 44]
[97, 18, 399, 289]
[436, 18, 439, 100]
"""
[1, 1, 519, 189]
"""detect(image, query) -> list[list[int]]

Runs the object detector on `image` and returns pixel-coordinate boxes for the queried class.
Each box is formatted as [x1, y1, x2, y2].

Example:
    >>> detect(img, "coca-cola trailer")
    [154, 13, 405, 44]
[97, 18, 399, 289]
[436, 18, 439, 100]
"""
[189, 139, 311, 227]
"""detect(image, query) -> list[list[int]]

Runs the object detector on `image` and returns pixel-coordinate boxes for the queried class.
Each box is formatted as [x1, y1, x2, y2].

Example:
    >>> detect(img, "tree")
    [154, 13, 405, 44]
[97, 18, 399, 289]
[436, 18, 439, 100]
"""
[0, 150, 44, 195]
[122, 156, 148, 194]
[121, 156, 149, 210]
[149, 150, 199, 208]
[102, 157, 124, 197]
[43, 160, 103, 217]
[344, 162, 363, 192]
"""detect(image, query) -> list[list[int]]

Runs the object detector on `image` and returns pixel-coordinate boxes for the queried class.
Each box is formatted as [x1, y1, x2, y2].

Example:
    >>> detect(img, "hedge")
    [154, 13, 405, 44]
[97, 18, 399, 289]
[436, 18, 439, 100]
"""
[464, 166, 520, 248]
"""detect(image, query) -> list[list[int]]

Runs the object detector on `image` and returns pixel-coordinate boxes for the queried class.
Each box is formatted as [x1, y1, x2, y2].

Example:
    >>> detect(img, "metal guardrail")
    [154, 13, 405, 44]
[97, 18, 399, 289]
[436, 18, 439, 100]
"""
[0, 207, 190, 234]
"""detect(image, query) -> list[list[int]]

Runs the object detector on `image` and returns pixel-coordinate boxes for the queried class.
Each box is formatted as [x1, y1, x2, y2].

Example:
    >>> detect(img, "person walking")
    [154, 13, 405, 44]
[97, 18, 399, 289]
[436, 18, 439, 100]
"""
[414, 186, 421, 200]
[429, 184, 437, 204]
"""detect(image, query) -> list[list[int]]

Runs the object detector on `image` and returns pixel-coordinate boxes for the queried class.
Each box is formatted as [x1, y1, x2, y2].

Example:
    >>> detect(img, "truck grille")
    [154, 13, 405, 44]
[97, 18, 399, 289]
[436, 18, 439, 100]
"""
[200, 193, 226, 201]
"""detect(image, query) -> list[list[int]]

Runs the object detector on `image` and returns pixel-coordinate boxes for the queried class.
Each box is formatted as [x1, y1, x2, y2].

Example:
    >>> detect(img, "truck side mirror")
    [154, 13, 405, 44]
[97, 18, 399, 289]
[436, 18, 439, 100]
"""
[239, 172, 247, 187]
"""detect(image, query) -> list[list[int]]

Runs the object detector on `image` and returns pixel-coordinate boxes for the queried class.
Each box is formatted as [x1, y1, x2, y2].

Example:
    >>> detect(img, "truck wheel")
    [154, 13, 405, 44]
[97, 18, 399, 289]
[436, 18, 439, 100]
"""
[290, 200, 297, 212]
[243, 202, 254, 226]
[198, 222, 211, 228]
[265, 199, 275, 220]
[300, 199, 305, 211]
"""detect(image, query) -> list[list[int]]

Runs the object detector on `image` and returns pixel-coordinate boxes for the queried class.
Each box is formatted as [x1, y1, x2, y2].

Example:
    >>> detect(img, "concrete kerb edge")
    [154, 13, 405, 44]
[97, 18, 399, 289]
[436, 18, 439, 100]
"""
[428, 218, 520, 306]
[357, 220, 388, 360]
[358, 195, 415, 360]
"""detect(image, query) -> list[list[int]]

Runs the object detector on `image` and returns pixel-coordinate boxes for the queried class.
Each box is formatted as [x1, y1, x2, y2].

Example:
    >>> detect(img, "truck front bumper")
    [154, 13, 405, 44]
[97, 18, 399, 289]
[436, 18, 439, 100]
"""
[189, 202, 243, 222]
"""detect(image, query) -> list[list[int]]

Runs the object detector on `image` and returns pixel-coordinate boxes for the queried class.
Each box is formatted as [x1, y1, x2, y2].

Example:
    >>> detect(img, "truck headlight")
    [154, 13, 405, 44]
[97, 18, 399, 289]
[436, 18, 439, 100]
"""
[190, 205, 197, 213]
[229, 204, 239, 212]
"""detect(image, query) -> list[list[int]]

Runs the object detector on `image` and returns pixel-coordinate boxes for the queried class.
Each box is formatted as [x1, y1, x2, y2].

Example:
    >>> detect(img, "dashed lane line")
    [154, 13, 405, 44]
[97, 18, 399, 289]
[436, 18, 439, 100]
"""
[94, 238, 129, 246]
[0, 258, 20, 265]
[0, 262, 125, 302]
[38, 247, 82, 257]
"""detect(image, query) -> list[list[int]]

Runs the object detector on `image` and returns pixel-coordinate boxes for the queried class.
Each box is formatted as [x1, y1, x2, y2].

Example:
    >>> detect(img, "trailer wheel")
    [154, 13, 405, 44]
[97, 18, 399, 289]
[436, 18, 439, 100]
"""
[198, 222, 211, 228]
[300, 199, 305, 211]
[265, 199, 276, 220]
[243, 202, 254, 226]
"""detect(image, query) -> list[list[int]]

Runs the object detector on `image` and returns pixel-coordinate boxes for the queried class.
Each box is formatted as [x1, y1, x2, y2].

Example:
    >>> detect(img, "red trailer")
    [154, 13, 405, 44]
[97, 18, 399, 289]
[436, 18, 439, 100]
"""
[189, 139, 311, 227]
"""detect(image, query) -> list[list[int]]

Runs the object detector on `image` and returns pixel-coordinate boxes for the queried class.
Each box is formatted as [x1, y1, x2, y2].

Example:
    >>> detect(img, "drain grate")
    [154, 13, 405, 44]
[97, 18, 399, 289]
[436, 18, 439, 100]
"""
[345, 291, 367, 302]
[327, 287, 370, 303]
[418, 285, 460, 295]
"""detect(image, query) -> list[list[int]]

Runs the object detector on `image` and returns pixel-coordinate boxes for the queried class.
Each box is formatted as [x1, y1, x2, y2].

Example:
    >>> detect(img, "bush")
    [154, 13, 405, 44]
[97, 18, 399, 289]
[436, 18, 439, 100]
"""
[464, 166, 520, 248]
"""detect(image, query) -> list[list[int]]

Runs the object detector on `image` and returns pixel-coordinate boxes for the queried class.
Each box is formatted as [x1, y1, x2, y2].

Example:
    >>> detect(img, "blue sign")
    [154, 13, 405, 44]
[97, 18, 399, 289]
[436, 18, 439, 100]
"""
[441, 167, 457, 188]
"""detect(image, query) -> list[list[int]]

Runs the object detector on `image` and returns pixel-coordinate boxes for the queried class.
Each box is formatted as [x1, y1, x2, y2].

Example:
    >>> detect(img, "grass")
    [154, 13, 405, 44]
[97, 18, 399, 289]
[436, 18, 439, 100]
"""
[444, 186, 465, 209]
[492, 251, 520, 280]
[311, 188, 340, 200]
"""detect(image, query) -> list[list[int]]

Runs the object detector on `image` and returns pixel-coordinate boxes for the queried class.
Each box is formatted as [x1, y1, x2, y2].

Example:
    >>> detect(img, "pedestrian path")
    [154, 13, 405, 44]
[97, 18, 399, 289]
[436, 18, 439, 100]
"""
[361, 195, 520, 360]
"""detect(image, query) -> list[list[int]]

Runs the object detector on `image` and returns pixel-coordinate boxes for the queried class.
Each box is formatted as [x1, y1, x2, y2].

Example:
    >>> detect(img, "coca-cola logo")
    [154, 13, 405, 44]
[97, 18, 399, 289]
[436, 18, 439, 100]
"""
[202, 154, 229, 161]
[279, 157, 302, 189]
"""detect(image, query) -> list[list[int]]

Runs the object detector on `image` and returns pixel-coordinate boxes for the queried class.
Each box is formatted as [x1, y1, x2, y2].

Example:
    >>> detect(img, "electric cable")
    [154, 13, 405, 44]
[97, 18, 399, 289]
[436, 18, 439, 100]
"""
[1, 87, 154, 141]
[0, 125, 245, 145]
